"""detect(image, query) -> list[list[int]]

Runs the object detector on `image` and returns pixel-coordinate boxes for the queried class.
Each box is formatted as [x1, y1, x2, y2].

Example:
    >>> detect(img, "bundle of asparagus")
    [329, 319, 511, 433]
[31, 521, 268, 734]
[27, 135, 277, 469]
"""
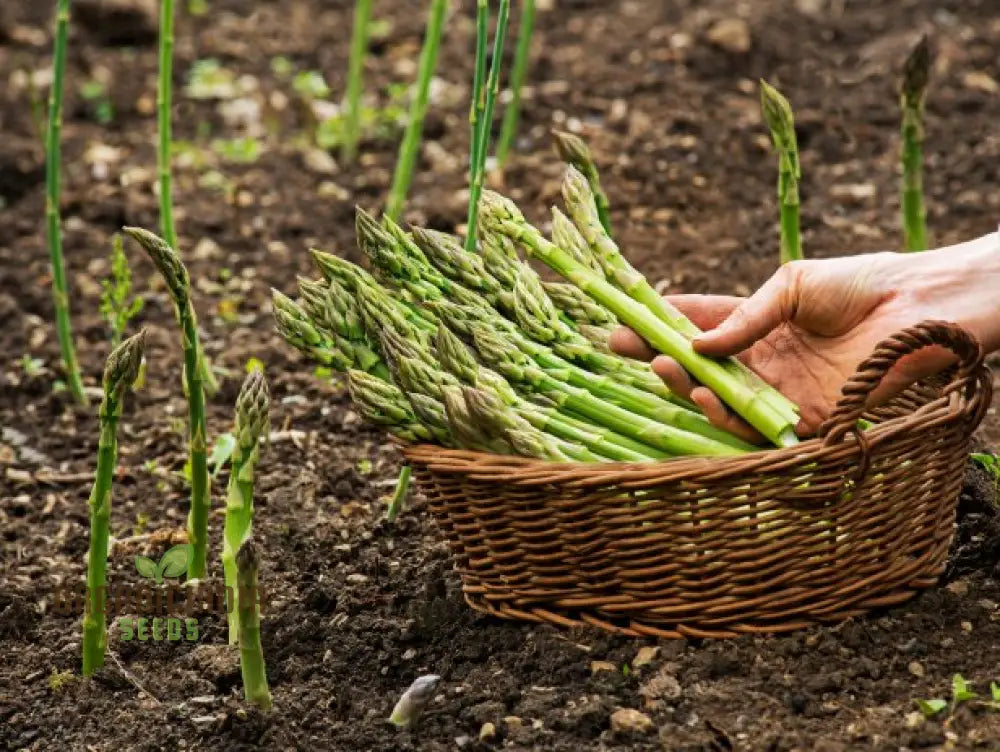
[274, 158, 800, 463]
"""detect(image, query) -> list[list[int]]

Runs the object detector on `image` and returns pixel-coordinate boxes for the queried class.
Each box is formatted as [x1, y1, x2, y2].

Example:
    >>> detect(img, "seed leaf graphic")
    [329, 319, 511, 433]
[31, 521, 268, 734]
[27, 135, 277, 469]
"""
[159, 544, 193, 579]
[135, 555, 158, 580]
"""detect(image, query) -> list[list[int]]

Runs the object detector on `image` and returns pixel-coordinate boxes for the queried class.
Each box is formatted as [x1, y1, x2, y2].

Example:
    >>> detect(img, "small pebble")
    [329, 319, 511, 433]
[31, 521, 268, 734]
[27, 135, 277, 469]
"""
[610, 708, 653, 734]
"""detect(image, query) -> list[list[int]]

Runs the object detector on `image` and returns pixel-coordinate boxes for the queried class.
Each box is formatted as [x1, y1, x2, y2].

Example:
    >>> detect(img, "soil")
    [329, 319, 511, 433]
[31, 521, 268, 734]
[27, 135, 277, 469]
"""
[2, 0, 1000, 750]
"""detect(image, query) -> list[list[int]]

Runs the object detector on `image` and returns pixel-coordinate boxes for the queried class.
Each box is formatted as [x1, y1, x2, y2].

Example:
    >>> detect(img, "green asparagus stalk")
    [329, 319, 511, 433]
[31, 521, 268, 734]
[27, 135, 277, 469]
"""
[124, 227, 212, 577]
[235, 540, 272, 710]
[385, 465, 412, 523]
[495, 0, 535, 167]
[435, 326, 662, 461]
[759, 80, 802, 264]
[552, 130, 612, 235]
[558, 170, 801, 430]
[550, 206, 604, 275]
[222, 369, 269, 645]
[385, 0, 449, 220]
[465, 0, 511, 250]
[347, 369, 451, 444]
[479, 191, 799, 447]
[297, 277, 389, 378]
[900, 35, 930, 252]
[439, 384, 513, 453]
[468, 0, 489, 204]
[468, 323, 747, 457]
[542, 281, 617, 327]
[157, 0, 177, 249]
[82, 331, 145, 676]
[273, 289, 354, 371]
[342, 0, 373, 164]
[44, 0, 88, 406]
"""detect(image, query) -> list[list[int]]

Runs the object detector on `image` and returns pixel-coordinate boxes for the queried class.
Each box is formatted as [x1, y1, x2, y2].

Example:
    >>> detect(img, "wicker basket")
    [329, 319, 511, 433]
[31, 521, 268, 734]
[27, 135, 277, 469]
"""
[403, 321, 993, 638]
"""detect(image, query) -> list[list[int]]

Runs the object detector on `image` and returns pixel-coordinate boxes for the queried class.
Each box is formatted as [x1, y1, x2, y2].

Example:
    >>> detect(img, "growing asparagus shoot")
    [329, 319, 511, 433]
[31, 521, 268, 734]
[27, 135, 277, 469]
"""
[124, 227, 211, 579]
[465, 0, 511, 251]
[82, 331, 145, 676]
[900, 35, 931, 252]
[552, 130, 612, 235]
[236, 540, 272, 710]
[45, 0, 89, 406]
[496, 0, 536, 166]
[759, 80, 802, 264]
[157, 0, 177, 250]
[342, 0, 373, 164]
[385, 0, 449, 220]
[222, 368, 269, 645]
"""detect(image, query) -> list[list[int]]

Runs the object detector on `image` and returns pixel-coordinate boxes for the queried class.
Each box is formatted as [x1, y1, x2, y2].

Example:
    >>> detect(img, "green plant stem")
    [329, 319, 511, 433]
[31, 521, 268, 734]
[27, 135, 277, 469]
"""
[124, 228, 210, 579]
[468, 0, 488, 196]
[342, 0, 373, 164]
[481, 194, 799, 448]
[45, 0, 88, 406]
[495, 0, 534, 166]
[385, 0, 449, 220]
[759, 80, 802, 264]
[222, 370, 268, 645]
[236, 540, 272, 710]
[386, 465, 412, 522]
[82, 332, 144, 676]
[465, 0, 510, 250]
[158, 0, 177, 250]
[552, 131, 612, 235]
[901, 36, 930, 252]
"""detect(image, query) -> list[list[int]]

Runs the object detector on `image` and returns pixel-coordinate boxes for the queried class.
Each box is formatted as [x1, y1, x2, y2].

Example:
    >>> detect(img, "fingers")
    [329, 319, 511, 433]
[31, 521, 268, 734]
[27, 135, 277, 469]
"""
[609, 326, 657, 361]
[651, 356, 695, 399]
[665, 294, 743, 331]
[694, 264, 801, 357]
[689, 388, 765, 444]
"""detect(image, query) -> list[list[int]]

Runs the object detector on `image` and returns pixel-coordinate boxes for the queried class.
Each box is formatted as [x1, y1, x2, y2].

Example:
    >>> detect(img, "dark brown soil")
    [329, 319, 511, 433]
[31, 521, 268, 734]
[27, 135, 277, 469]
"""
[2, 0, 1000, 750]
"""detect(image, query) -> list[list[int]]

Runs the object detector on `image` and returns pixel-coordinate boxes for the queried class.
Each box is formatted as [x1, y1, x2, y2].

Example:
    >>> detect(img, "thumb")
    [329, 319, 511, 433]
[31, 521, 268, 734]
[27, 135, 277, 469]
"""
[693, 265, 799, 356]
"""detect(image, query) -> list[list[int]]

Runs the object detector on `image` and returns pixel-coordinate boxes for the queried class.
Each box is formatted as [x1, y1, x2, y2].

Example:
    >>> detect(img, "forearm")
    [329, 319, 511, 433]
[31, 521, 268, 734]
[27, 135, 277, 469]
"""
[892, 229, 1000, 353]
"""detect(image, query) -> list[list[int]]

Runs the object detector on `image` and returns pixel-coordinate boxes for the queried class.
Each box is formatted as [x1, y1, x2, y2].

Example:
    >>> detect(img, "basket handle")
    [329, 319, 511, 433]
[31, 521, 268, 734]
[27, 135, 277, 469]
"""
[818, 319, 983, 447]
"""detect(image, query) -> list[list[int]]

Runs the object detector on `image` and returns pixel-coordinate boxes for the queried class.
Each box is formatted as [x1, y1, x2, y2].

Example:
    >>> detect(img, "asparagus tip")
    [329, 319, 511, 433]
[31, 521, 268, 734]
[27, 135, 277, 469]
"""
[551, 129, 591, 167]
[902, 34, 931, 103]
[103, 329, 146, 397]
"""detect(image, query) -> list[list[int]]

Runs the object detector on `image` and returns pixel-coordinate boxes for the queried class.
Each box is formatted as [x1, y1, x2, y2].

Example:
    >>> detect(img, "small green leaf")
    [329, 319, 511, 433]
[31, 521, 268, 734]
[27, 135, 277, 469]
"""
[158, 544, 193, 579]
[135, 555, 158, 580]
[356, 458, 373, 475]
[952, 674, 977, 703]
[208, 432, 237, 479]
[915, 698, 947, 717]
[992, 682, 1000, 702]
[245, 357, 265, 374]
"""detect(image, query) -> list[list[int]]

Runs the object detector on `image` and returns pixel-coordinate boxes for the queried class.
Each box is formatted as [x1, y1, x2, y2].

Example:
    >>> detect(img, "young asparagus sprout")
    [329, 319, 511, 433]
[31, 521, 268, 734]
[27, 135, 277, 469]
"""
[900, 35, 931, 252]
[385, 465, 412, 523]
[45, 0, 89, 406]
[385, 0, 449, 220]
[222, 368, 270, 645]
[465, 0, 512, 250]
[236, 539, 272, 710]
[759, 80, 802, 264]
[495, 0, 536, 166]
[551, 206, 603, 275]
[82, 331, 146, 676]
[342, 0, 373, 164]
[389, 674, 441, 727]
[552, 130, 612, 235]
[124, 227, 212, 579]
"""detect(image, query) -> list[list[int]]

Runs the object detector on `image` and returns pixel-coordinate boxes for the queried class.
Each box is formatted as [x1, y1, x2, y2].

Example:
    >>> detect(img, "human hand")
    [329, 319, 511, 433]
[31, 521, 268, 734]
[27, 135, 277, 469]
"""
[610, 233, 1000, 441]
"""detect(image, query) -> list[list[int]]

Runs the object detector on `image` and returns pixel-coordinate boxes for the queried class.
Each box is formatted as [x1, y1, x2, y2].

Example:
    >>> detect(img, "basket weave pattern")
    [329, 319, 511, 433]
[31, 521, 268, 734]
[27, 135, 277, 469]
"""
[404, 321, 992, 638]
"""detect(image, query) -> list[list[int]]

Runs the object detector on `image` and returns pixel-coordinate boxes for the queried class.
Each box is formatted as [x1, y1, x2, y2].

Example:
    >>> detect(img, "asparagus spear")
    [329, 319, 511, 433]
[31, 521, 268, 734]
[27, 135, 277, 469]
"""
[759, 80, 802, 264]
[222, 369, 269, 645]
[479, 190, 799, 447]
[235, 540, 271, 710]
[557, 172, 801, 423]
[124, 227, 213, 578]
[543, 281, 616, 327]
[385, 0, 449, 219]
[273, 290, 354, 371]
[900, 35, 930, 252]
[495, 0, 536, 167]
[467, 323, 748, 457]
[468, 0, 489, 209]
[45, 0, 89, 406]
[552, 130, 612, 235]
[465, 0, 511, 251]
[550, 206, 603, 274]
[342, 0, 373, 164]
[82, 331, 145, 676]
[347, 369, 451, 444]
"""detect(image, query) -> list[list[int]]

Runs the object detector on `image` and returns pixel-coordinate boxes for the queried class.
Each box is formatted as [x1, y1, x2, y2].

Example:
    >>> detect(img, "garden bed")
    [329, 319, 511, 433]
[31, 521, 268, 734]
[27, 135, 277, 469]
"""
[2, 0, 1000, 749]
